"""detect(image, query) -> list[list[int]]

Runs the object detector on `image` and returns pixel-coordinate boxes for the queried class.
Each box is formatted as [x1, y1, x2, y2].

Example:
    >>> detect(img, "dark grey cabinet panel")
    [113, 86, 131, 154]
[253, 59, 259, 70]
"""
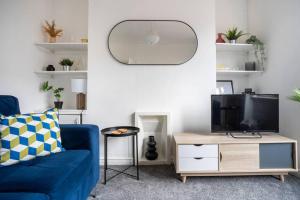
[260, 143, 294, 169]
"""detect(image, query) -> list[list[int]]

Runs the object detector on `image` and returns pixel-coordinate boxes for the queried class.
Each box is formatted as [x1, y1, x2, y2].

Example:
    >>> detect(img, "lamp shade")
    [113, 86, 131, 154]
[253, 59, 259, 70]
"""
[71, 79, 87, 93]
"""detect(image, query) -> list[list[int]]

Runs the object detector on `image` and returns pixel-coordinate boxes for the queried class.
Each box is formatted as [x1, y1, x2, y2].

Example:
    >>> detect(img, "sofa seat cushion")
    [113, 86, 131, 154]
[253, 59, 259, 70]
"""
[0, 150, 91, 198]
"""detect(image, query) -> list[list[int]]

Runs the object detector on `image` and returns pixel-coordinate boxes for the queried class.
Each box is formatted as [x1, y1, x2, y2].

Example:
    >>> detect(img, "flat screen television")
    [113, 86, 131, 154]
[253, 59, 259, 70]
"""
[211, 94, 279, 133]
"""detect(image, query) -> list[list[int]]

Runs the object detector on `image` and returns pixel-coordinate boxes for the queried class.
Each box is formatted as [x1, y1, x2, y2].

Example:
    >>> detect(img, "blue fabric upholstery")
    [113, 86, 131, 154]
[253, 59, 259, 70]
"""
[0, 193, 49, 200]
[0, 95, 20, 116]
[0, 96, 100, 200]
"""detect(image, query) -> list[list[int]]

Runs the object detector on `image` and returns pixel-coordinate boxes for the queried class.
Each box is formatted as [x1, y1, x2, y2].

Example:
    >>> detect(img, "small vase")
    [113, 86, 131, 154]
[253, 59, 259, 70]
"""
[54, 101, 63, 109]
[145, 136, 158, 160]
[230, 40, 237, 44]
[216, 33, 225, 43]
[48, 37, 57, 43]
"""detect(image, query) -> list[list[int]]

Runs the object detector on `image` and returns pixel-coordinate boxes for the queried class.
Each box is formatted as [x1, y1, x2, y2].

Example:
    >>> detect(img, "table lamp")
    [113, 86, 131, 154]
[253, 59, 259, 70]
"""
[71, 79, 87, 110]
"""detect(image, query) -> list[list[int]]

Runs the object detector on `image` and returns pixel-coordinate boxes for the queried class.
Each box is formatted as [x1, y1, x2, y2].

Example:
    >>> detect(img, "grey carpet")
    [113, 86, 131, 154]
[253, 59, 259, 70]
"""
[89, 165, 300, 200]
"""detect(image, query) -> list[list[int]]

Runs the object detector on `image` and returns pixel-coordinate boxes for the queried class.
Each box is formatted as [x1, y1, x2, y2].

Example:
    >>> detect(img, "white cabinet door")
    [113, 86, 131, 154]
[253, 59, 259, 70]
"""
[59, 115, 81, 124]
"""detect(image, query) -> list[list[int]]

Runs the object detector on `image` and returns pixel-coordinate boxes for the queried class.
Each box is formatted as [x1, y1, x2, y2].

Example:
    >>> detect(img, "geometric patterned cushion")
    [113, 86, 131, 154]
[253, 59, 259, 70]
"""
[0, 110, 64, 166]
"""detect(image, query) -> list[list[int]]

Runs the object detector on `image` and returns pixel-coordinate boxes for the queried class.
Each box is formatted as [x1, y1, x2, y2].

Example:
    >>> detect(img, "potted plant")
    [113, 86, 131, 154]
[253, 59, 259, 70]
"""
[246, 35, 266, 67]
[222, 27, 247, 44]
[289, 89, 300, 103]
[41, 81, 64, 109]
[59, 58, 74, 71]
[43, 20, 63, 43]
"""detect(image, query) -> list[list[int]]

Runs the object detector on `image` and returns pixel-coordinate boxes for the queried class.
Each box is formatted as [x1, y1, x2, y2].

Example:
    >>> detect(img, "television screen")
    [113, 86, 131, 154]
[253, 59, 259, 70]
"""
[211, 94, 279, 133]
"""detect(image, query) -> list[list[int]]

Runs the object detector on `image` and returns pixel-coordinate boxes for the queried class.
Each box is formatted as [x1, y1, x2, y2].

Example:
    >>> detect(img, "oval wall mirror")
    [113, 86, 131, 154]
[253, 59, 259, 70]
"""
[108, 20, 198, 65]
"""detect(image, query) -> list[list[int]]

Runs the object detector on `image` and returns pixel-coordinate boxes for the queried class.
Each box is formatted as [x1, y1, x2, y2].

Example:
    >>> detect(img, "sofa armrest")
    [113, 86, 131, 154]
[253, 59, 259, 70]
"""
[60, 124, 99, 151]
[60, 124, 100, 185]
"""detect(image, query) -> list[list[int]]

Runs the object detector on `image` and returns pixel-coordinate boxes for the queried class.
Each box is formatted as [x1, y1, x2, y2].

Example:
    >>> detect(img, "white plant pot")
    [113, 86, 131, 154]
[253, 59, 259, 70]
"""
[63, 65, 71, 71]
[230, 40, 237, 44]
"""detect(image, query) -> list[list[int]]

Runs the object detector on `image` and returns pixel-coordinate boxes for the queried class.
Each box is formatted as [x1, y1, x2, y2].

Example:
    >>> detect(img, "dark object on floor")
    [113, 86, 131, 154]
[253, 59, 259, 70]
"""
[0, 95, 100, 200]
[145, 136, 158, 160]
[101, 126, 140, 184]
[245, 62, 256, 71]
[46, 64, 55, 71]
[54, 101, 63, 109]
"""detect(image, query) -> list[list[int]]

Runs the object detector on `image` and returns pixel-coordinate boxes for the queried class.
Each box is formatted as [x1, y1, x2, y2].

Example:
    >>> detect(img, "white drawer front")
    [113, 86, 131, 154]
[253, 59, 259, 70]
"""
[178, 144, 218, 158]
[178, 157, 218, 172]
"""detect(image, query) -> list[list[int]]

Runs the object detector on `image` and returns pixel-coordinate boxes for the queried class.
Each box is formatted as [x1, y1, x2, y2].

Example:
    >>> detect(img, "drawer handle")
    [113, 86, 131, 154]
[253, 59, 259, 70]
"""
[193, 157, 203, 160]
[220, 152, 222, 162]
[193, 144, 203, 147]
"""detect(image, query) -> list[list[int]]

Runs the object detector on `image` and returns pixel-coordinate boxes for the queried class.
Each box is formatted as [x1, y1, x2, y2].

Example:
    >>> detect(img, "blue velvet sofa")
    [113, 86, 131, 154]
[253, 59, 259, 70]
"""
[0, 95, 100, 200]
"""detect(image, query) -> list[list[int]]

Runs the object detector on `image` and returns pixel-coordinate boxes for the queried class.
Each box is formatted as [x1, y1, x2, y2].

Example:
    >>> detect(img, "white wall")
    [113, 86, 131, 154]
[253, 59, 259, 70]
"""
[216, 0, 248, 35]
[248, 0, 300, 170]
[0, 0, 53, 112]
[88, 0, 216, 164]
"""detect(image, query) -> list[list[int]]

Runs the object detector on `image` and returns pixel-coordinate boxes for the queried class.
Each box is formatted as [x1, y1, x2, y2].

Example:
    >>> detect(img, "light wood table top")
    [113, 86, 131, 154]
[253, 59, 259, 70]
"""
[174, 133, 297, 144]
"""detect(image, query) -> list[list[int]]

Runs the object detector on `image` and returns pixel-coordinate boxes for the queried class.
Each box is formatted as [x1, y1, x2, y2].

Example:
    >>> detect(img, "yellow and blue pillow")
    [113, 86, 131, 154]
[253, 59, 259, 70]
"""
[0, 110, 64, 166]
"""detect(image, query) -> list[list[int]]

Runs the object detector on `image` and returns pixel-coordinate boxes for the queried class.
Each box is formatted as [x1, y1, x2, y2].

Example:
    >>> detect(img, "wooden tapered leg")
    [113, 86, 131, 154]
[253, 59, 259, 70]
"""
[280, 175, 285, 183]
[181, 176, 187, 183]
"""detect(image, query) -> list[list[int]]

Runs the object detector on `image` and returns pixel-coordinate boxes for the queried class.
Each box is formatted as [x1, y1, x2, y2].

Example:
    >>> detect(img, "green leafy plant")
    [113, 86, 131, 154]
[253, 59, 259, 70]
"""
[59, 58, 74, 66]
[246, 35, 266, 67]
[222, 27, 247, 41]
[289, 89, 300, 103]
[41, 81, 64, 101]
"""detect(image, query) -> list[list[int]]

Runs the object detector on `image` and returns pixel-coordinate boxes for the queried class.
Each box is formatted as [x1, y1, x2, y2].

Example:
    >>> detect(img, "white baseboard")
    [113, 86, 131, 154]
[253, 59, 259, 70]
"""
[99, 157, 171, 166]
[100, 157, 132, 165]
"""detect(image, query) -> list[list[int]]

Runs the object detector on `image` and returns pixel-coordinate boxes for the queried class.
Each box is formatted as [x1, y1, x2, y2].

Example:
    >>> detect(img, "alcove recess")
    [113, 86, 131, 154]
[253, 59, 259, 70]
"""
[35, 0, 88, 111]
[135, 112, 171, 165]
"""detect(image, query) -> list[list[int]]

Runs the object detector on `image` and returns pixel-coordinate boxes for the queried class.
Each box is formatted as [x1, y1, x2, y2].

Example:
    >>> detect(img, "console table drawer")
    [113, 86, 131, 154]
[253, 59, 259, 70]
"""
[178, 157, 218, 171]
[178, 144, 218, 158]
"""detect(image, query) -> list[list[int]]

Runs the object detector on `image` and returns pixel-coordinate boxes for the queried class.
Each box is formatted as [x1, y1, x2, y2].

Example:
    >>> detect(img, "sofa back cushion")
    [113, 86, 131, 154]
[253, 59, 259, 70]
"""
[0, 111, 64, 166]
[0, 95, 20, 116]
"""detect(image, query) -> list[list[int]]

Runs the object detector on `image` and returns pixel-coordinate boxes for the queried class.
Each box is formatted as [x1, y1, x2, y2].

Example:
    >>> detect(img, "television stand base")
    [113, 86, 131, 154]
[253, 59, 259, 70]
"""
[228, 132, 262, 139]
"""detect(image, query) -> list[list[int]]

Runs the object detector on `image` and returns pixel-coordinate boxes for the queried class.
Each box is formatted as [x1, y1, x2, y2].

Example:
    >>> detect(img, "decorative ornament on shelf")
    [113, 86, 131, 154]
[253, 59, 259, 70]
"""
[80, 37, 88, 43]
[59, 58, 74, 71]
[43, 20, 63, 43]
[46, 65, 55, 71]
[246, 35, 266, 68]
[41, 81, 64, 109]
[222, 27, 247, 44]
[216, 33, 225, 43]
[145, 136, 158, 160]
[289, 89, 300, 103]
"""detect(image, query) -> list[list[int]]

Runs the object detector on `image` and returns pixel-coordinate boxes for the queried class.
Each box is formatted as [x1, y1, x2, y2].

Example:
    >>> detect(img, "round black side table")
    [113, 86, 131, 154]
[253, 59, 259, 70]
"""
[101, 126, 140, 184]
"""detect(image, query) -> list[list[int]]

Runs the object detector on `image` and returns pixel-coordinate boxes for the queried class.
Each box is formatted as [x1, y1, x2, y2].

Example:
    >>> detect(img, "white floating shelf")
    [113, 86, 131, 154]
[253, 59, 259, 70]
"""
[35, 70, 87, 76]
[216, 43, 254, 52]
[217, 70, 263, 75]
[35, 42, 88, 52]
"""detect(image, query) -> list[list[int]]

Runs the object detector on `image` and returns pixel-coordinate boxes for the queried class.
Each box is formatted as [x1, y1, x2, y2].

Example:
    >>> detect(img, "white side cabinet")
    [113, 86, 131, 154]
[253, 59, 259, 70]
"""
[58, 110, 86, 124]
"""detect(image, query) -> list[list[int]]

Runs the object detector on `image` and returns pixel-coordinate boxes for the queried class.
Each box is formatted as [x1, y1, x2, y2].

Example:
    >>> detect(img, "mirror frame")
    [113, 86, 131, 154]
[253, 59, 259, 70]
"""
[108, 20, 198, 65]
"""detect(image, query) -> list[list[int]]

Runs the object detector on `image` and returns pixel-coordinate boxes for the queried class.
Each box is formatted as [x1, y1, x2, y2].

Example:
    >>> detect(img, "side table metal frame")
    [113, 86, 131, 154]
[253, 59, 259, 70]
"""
[103, 133, 139, 184]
